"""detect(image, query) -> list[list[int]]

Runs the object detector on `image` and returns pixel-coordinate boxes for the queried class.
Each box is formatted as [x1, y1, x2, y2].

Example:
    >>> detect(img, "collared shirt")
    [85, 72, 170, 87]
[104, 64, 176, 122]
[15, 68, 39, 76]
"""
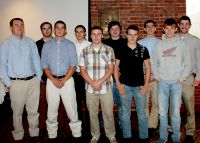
[179, 34, 200, 81]
[79, 44, 115, 94]
[41, 38, 78, 76]
[0, 35, 42, 87]
[116, 43, 150, 87]
[138, 37, 160, 57]
[74, 40, 91, 72]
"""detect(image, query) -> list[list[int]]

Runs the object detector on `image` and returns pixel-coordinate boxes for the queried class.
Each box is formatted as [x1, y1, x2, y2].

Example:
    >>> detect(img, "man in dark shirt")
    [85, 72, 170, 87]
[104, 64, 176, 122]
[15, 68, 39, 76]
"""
[36, 22, 52, 136]
[103, 21, 126, 133]
[114, 25, 150, 143]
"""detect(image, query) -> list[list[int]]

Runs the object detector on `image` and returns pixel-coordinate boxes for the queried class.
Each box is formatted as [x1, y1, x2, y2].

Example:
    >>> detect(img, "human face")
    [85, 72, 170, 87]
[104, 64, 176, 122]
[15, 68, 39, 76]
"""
[163, 25, 177, 39]
[10, 20, 24, 37]
[144, 22, 156, 36]
[75, 27, 86, 41]
[91, 29, 103, 45]
[41, 24, 52, 38]
[109, 25, 121, 39]
[54, 23, 66, 38]
[126, 29, 139, 44]
[179, 20, 191, 35]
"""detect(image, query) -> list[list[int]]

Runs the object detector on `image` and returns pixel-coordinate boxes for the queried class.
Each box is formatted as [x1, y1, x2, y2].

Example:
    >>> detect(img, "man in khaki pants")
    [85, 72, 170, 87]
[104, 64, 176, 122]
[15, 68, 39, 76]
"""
[178, 16, 200, 143]
[79, 26, 117, 143]
[0, 18, 42, 142]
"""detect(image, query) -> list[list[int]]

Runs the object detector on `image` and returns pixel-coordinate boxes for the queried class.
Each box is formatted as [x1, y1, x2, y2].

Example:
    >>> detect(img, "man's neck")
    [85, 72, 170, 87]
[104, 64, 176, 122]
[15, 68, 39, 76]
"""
[128, 43, 137, 49]
[43, 36, 52, 42]
[55, 36, 64, 42]
[146, 34, 155, 38]
[179, 32, 189, 37]
[77, 39, 85, 44]
[111, 36, 120, 40]
[92, 43, 102, 49]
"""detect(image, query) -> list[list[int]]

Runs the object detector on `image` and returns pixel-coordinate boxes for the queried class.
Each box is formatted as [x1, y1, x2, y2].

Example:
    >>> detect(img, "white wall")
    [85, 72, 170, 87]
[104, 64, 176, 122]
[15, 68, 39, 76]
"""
[0, 0, 89, 41]
[186, 0, 200, 38]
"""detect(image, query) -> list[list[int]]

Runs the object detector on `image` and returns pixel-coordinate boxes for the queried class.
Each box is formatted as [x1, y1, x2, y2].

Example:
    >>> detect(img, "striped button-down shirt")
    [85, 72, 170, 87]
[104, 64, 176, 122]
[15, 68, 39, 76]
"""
[79, 44, 115, 94]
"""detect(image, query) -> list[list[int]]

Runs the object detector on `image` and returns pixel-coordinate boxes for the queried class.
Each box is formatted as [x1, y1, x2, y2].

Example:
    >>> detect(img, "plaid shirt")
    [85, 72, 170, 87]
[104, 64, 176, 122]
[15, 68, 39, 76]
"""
[79, 44, 115, 94]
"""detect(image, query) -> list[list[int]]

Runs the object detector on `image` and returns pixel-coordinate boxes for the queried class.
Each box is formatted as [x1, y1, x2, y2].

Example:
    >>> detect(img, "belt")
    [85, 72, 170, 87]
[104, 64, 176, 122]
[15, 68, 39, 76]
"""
[53, 75, 65, 79]
[10, 74, 36, 81]
[74, 71, 81, 75]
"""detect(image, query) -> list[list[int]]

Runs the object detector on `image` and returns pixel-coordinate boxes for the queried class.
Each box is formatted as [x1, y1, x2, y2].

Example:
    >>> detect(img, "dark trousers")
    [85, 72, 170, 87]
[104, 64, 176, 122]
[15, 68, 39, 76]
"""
[73, 72, 90, 133]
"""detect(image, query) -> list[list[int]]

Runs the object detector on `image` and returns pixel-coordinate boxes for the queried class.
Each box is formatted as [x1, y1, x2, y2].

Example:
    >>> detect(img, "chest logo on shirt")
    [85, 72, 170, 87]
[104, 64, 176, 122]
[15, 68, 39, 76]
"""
[162, 47, 177, 57]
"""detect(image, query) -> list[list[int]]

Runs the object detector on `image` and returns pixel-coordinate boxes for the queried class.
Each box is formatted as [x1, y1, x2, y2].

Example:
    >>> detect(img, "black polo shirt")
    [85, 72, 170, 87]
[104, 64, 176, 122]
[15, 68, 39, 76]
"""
[116, 43, 150, 87]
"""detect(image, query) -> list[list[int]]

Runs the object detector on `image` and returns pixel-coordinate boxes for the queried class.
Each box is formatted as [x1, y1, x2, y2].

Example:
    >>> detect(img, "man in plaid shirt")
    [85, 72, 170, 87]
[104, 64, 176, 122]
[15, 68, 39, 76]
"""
[79, 26, 117, 143]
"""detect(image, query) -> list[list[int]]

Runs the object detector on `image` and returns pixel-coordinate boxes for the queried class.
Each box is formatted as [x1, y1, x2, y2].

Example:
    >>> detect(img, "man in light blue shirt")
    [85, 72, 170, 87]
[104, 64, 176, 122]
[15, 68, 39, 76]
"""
[138, 20, 160, 138]
[41, 20, 81, 142]
[0, 18, 42, 142]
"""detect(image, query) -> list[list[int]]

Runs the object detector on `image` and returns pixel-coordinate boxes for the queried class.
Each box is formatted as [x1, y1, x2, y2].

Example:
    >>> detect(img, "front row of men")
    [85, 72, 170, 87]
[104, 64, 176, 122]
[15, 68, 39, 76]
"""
[0, 15, 199, 143]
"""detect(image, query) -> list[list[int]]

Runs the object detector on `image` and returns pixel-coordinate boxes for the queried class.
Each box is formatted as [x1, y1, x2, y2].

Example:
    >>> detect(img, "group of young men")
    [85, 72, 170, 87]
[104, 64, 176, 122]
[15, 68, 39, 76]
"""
[0, 15, 199, 143]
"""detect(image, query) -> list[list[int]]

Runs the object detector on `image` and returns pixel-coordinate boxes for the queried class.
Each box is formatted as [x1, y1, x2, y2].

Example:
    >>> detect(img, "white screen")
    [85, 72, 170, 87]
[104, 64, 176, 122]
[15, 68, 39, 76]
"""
[0, 0, 89, 41]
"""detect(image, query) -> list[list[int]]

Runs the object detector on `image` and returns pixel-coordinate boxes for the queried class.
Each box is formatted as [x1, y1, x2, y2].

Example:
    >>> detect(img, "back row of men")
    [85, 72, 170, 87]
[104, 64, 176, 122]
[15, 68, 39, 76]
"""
[0, 15, 199, 143]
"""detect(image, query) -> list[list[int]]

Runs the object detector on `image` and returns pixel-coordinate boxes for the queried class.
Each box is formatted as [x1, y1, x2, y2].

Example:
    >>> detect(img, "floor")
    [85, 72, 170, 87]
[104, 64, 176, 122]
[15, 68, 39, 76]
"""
[0, 95, 200, 143]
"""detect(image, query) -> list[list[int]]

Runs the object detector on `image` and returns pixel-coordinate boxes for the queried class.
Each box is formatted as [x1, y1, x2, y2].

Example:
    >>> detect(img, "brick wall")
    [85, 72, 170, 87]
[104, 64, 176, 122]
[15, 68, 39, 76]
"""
[90, 0, 200, 112]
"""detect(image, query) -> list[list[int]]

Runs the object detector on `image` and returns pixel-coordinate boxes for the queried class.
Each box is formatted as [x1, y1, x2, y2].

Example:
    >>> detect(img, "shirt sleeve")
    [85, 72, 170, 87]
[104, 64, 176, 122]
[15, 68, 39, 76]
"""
[179, 41, 191, 81]
[41, 42, 49, 69]
[68, 42, 78, 67]
[143, 47, 150, 60]
[31, 41, 42, 79]
[79, 48, 86, 67]
[195, 39, 200, 80]
[151, 43, 160, 80]
[108, 47, 115, 64]
[0, 42, 11, 87]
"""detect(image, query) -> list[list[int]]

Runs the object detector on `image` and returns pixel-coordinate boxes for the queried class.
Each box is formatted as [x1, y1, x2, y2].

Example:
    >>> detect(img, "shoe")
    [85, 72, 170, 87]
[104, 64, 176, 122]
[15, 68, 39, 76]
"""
[109, 136, 118, 143]
[28, 136, 40, 143]
[15, 139, 24, 143]
[168, 131, 173, 142]
[149, 128, 157, 138]
[156, 138, 167, 143]
[139, 138, 150, 143]
[48, 138, 58, 143]
[122, 138, 132, 143]
[184, 135, 194, 143]
[90, 137, 99, 143]
[73, 137, 82, 143]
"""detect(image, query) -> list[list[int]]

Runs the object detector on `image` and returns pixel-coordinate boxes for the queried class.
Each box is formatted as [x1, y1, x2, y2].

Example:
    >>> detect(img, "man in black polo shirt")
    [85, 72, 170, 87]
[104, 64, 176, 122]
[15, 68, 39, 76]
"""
[114, 25, 150, 143]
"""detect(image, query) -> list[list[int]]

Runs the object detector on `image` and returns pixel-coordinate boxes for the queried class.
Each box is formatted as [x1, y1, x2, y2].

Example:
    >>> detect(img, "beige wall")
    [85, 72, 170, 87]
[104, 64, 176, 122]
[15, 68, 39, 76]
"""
[0, 0, 89, 41]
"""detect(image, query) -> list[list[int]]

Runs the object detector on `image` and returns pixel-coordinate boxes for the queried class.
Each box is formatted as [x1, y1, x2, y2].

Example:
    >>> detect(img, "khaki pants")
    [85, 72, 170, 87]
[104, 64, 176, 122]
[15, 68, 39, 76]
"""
[86, 88, 116, 139]
[146, 81, 158, 129]
[9, 77, 40, 140]
[182, 74, 195, 136]
[168, 74, 195, 136]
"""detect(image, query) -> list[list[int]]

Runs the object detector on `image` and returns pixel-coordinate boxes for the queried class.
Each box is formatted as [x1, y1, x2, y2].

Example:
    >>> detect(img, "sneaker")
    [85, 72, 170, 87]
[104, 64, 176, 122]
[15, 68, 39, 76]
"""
[90, 137, 99, 143]
[139, 138, 150, 143]
[184, 135, 194, 143]
[109, 137, 118, 143]
[149, 128, 157, 138]
[156, 138, 167, 143]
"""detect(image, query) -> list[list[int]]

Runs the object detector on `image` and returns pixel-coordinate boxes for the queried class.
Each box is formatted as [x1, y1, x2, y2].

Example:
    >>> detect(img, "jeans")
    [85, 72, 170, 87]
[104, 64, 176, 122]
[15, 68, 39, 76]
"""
[112, 82, 122, 129]
[158, 81, 182, 142]
[120, 85, 148, 139]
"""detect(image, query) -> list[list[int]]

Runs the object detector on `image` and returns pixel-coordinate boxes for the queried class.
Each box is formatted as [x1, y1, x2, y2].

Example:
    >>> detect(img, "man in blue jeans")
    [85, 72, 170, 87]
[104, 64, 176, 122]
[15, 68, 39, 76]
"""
[114, 25, 150, 143]
[151, 18, 190, 143]
[103, 21, 126, 132]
